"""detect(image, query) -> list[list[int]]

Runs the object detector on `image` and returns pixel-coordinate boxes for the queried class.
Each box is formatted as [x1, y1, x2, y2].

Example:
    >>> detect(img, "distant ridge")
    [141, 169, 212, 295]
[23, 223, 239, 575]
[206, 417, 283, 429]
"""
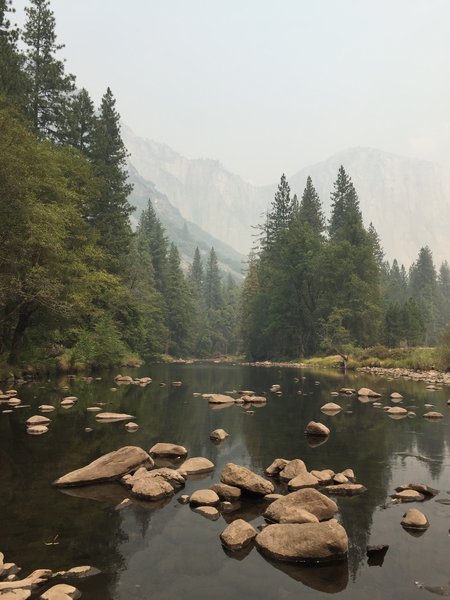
[123, 124, 450, 266]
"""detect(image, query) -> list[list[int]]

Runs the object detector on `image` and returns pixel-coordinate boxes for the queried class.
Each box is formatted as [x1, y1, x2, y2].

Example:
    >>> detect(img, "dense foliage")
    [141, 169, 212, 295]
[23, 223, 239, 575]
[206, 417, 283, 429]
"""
[0, 0, 239, 371]
[241, 169, 450, 361]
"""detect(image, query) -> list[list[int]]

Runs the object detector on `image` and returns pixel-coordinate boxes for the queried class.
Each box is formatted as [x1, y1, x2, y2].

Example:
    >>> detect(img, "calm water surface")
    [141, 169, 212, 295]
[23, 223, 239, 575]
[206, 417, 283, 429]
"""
[0, 364, 449, 599]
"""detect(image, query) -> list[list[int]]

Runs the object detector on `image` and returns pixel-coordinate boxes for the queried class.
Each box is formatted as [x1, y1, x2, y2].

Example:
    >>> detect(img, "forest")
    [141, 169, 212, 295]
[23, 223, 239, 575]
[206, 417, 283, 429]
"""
[1, 0, 449, 374]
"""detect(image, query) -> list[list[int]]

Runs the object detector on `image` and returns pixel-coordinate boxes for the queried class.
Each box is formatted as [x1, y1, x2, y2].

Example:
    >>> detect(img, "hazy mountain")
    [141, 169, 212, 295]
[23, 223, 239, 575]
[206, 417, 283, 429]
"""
[123, 125, 263, 255]
[284, 147, 450, 266]
[127, 163, 245, 279]
[123, 125, 450, 266]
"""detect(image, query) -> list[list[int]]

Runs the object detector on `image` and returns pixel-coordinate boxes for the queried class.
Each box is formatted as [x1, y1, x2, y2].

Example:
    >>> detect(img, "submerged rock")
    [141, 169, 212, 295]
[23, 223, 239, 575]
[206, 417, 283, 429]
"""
[209, 429, 229, 442]
[220, 519, 257, 551]
[192, 506, 220, 520]
[53, 446, 153, 487]
[255, 520, 348, 563]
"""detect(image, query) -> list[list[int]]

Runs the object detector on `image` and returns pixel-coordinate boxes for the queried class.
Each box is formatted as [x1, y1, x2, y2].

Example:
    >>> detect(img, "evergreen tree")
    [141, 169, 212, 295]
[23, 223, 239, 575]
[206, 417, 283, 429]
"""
[62, 87, 95, 153]
[385, 259, 408, 304]
[89, 87, 133, 265]
[165, 243, 193, 356]
[263, 173, 293, 248]
[22, 0, 74, 139]
[409, 246, 437, 343]
[138, 199, 168, 291]
[298, 176, 325, 234]
[188, 246, 203, 289]
[204, 247, 222, 310]
[0, 0, 26, 102]
[367, 222, 385, 268]
[329, 165, 365, 244]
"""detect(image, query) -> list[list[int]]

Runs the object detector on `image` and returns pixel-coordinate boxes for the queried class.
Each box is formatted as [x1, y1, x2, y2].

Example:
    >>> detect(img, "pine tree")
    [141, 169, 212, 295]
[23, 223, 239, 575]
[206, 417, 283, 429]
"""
[367, 222, 385, 268]
[188, 246, 203, 289]
[298, 176, 325, 234]
[22, 0, 74, 139]
[89, 87, 134, 265]
[409, 246, 437, 343]
[263, 173, 293, 248]
[204, 247, 222, 310]
[0, 0, 26, 102]
[62, 87, 95, 153]
[138, 199, 168, 291]
[329, 165, 364, 244]
[165, 243, 193, 356]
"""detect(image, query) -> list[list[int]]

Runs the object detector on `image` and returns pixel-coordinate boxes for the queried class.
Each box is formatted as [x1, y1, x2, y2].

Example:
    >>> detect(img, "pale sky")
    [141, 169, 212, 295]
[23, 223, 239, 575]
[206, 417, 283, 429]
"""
[12, 0, 450, 185]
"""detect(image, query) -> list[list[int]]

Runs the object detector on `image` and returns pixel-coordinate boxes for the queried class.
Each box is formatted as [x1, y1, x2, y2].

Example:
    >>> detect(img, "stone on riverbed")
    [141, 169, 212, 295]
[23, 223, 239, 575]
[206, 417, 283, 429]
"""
[192, 506, 220, 520]
[209, 429, 229, 441]
[131, 477, 174, 501]
[386, 406, 408, 415]
[423, 411, 444, 419]
[288, 472, 320, 491]
[26, 415, 50, 427]
[320, 402, 342, 414]
[255, 520, 348, 563]
[41, 584, 81, 599]
[220, 463, 274, 495]
[264, 488, 337, 523]
[265, 458, 289, 477]
[279, 459, 307, 482]
[26, 425, 48, 435]
[358, 388, 382, 398]
[304, 421, 330, 437]
[210, 483, 241, 501]
[202, 394, 235, 404]
[125, 422, 139, 432]
[189, 489, 220, 506]
[38, 405, 55, 413]
[53, 446, 153, 487]
[149, 443, 188, 458]
[180, 457, 215, 475]
[395, 483, 439, 497]
[95, 412, 135, 422]
[323, 483, 367, 496]
[401, 508, 429, 530]
[220, 519, 257, 551]
[391, 489, 425, 502]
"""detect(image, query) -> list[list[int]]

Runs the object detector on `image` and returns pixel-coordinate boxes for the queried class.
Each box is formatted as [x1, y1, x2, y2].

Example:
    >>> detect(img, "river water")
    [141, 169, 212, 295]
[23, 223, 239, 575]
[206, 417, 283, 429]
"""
[0, 363, 449, 599]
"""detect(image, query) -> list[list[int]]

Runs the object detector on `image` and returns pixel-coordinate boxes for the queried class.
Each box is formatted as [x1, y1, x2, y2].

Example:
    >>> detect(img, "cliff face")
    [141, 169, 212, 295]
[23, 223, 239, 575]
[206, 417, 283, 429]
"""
[124, 124, 450, 266]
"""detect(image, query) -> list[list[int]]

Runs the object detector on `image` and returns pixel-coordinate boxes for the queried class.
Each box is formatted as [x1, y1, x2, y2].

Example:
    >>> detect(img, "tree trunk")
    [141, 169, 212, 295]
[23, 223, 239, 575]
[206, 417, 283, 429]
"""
[8, 307, 32, 365]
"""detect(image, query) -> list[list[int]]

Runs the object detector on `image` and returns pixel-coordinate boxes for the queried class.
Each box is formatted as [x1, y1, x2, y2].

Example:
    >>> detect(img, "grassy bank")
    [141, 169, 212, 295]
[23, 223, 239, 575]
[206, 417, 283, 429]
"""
[302, 346, 441, 371]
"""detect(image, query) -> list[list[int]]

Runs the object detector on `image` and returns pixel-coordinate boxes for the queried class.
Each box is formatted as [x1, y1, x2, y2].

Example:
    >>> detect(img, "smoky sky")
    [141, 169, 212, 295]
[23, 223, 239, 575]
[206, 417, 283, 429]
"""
[12, 0, 450, 185]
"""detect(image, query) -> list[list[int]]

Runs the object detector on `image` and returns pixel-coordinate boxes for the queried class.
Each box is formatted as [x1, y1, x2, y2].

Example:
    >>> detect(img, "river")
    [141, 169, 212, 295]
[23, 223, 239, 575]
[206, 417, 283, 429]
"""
[0, 363, 449, 599]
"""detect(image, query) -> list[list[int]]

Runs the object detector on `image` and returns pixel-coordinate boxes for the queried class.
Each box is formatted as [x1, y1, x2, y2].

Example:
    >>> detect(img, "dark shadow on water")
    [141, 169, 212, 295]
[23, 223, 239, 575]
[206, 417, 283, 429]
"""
[259, 554, 349, 593]
[221, 543, 254, 561]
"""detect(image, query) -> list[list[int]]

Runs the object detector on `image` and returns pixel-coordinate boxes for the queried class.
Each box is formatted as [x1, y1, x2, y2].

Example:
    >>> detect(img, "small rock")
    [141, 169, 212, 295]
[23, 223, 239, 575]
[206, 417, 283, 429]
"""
[131, 477, 174, 501]
[38, 405, 55, 412]
[189, 489, 220, 506]
[323, 484, 367, 496]
[423, 411, 444, 419]
[95, 412, 135, 422]
[178, 495, 190, 504]
[391, 490, 425, 502]
[26, 415, 50, 427]
[279, 459, 307, 482]
[220, 519, 257, 550]
[264, 488, 337, 523]
[390, 392, 403, 400]
[209, 429, 229, 441]
[192, 506, 220, 520]
[41, 584, 81, 599]
[320, 402, 342, 414]
[265, 458, 289, 476]
[358, 388, 382, 398]
[180, 457, 214, 475]
[220, 463, 274, 495]
[62, 565, 100, 579]
[310, 469, 335, 484]
[304, 421, 330, 437]
[125, 422, 139, 432]
[149, 443, 188, 458]
[386, 406, 408, 415]
[288, 472, 320, 491]
[27, 425, 49, 435]
[401, 508, 429, 530]
[333, 473, 349, 484]
[210, 483, 241, 501]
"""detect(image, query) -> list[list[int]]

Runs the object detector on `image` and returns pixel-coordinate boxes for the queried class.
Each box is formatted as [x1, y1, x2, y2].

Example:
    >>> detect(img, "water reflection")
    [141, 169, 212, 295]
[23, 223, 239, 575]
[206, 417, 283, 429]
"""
[0, 364, 449, 599]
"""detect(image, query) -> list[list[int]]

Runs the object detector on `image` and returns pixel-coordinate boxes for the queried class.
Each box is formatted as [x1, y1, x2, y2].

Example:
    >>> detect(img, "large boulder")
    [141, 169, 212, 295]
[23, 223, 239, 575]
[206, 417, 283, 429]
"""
[255, 520, 348, 562]
[149, 443, 188, 458]
[53, 446, 153, 487]
[180, 457, 214, 475]
[220, 519, 257, 551]
[264, 488, 337, 523]
[220, 463, 274, 495]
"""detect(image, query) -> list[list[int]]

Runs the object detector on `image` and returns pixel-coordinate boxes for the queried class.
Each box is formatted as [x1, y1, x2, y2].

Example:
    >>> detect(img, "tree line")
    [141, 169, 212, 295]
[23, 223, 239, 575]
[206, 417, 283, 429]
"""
[241, 168, 450, 360]
[0, 0, 239, 369]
